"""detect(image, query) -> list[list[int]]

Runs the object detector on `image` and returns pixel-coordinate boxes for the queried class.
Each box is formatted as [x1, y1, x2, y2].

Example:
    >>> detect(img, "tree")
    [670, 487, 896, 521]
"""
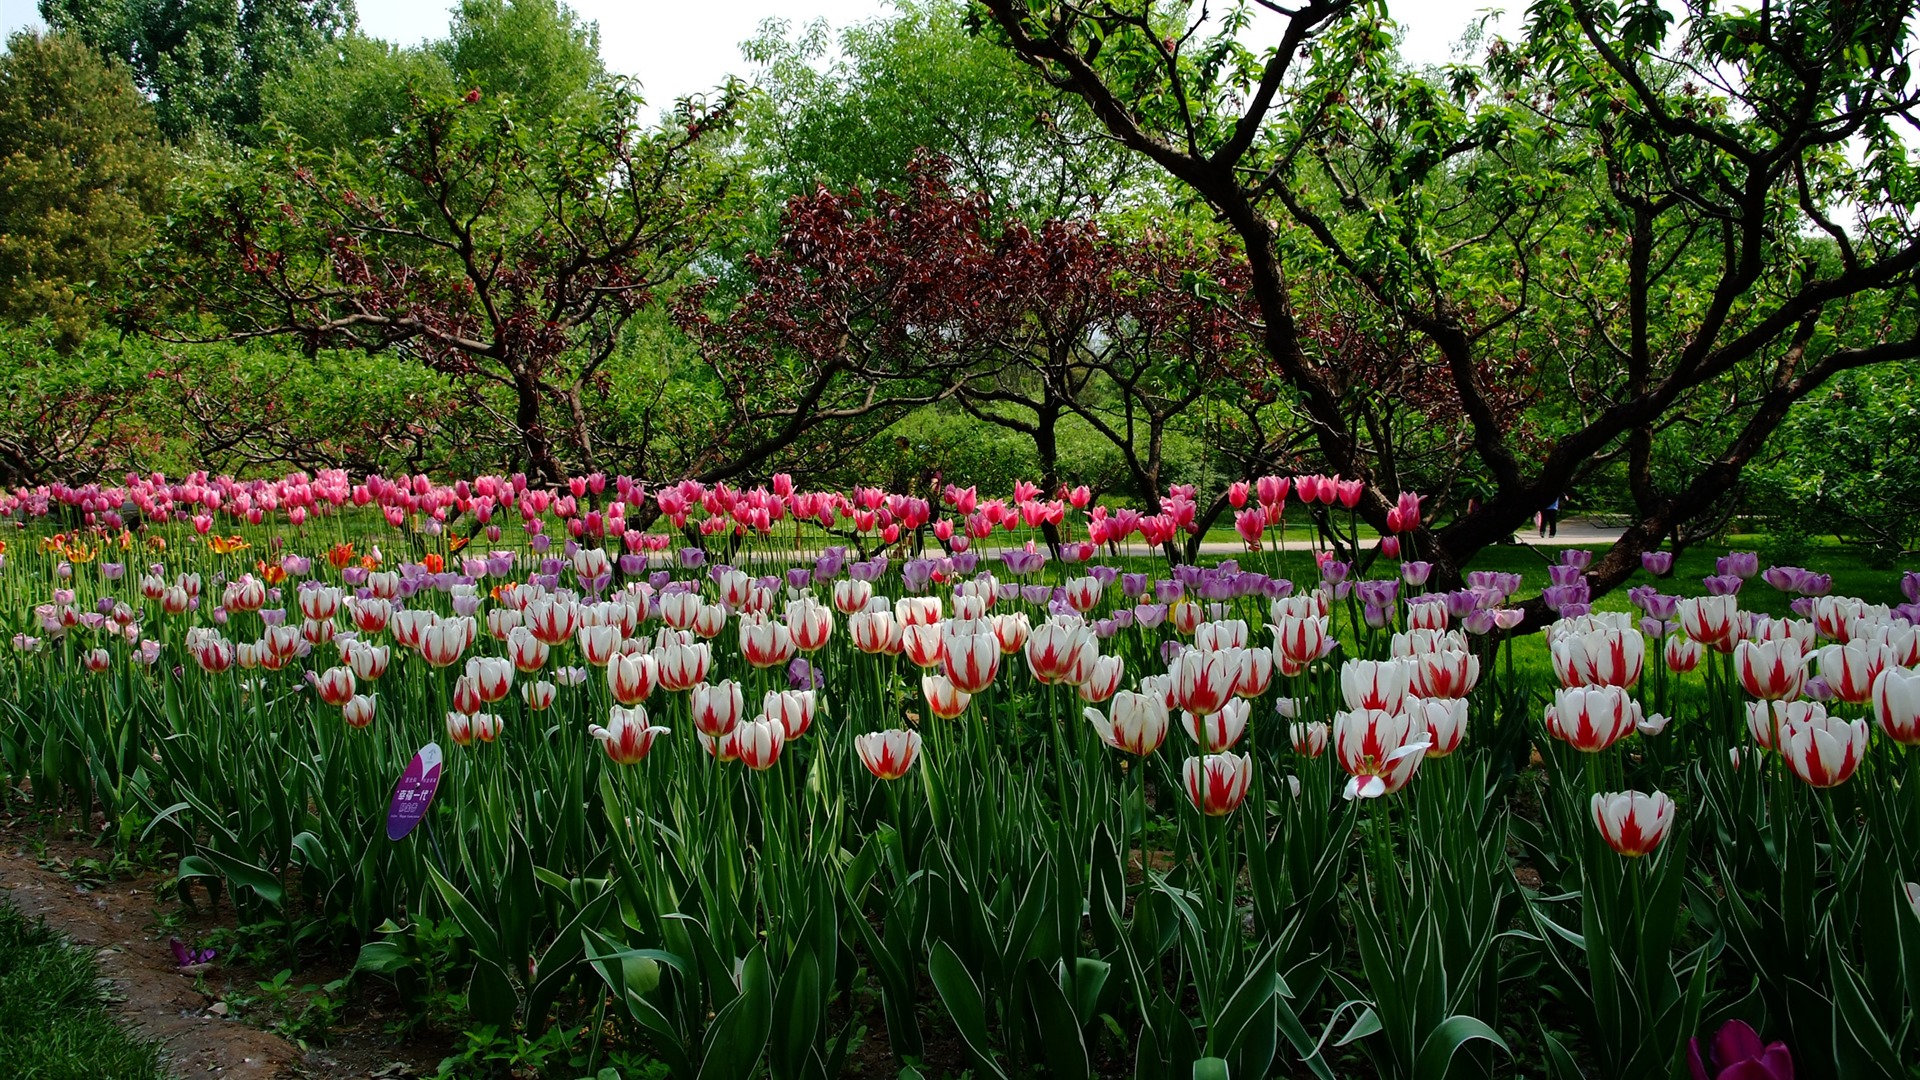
[742, 0, 1144, 220]
[681, 155, 1276, 551]
[976, 0, 1920, 606]
[0, 31, 169, 349]
[41, 0, 357, 141]
[149, 79, 744, 482]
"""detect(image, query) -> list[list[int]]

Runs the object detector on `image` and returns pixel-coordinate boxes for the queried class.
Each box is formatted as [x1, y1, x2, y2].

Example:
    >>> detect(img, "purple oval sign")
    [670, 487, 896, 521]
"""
[387, 742, 443, 841]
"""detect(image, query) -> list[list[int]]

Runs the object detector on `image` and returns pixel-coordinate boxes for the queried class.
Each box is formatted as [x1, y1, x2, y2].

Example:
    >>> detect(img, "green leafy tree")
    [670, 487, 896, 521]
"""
[151, 80, 743, 482]
[40, 0, 357, 141]
[0, 31, 169, 349]
[977, 0, 1920, 603]
[743, 0, 1144, 220]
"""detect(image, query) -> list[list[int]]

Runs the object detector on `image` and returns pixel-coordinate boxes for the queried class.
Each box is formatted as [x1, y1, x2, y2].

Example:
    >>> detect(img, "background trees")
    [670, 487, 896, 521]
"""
[0, 0, 1915, 583]
[976, 0, 1920, 597]
[0, 30, 168, 349]
[40, 0, 356, 142]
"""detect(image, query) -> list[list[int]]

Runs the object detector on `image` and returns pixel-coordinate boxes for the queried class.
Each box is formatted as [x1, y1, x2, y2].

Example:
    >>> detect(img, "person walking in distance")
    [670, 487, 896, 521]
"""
[1539, 492, 1562, 538]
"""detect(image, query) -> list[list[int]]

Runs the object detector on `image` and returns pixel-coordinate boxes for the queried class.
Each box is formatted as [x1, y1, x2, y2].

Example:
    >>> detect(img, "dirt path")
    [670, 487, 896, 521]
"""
[0, 840, 300, 1078]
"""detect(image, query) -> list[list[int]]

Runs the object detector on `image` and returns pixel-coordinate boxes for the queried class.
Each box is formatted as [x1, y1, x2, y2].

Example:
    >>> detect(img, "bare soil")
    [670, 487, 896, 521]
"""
[0, 810, 446, 1079]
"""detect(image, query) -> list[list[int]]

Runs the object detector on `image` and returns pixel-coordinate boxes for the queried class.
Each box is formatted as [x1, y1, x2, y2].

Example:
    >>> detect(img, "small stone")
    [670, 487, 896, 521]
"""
[209, 1001, 229, 1016]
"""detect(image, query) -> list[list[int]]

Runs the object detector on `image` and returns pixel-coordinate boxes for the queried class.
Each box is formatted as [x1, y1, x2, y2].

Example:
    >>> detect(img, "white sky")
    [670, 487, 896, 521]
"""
[1, 0, 1516, 107]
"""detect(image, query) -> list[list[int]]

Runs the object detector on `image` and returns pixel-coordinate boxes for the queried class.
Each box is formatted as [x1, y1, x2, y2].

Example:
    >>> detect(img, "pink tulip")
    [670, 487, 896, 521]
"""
[1233, 508, 1266, 549]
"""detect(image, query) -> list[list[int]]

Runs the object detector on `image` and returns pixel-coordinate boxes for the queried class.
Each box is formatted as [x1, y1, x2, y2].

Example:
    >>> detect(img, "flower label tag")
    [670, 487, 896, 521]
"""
[386, 742, 443, 841]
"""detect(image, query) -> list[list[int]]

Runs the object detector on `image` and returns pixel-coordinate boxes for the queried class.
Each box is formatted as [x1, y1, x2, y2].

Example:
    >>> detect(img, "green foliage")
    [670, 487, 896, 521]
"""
[0, 902, 166, 1078]
[0, 31, 169, 349]
[742, 0, 1143, 220]
[40, 0, 358, 142]
[1746, 364, 1920, 563]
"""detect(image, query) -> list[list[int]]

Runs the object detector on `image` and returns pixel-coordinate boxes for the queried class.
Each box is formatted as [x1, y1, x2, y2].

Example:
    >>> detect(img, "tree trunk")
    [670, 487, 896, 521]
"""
[513, 368, 565, 485]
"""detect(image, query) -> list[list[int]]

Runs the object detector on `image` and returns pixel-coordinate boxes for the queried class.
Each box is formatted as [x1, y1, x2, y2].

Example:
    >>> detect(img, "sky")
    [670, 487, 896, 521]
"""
[0, 0, 1516, 106]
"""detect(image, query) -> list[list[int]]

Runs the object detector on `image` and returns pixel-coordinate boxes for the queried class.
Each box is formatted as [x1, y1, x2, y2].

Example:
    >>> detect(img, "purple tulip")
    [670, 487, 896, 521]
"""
[648, 571, 673, 592]
[618, 554, 646, 575]
[950, 552, 978, 575]
[787, 657, 823, 690]
[170, 937, 216, 970]
[1903, 570, 1920, 604]
[1154, 580, 1184, 603]
[1548, 564, 1585, 587]
[1560, 549, 1593, 570]
[1401, 561, 1433, 586]
[1703, 574, 1744, 596]
[1121, 572, 1150, 598]
[785, 568, 813, 589]
[1021, 584, 1053, 605]
[1641, 551, 1674, 576]
[1687, 1020, 1792, 1080]
[1319, 560, 1350, 585]
[678, 547, 706, 569]
[1716, 551, 1760, 579]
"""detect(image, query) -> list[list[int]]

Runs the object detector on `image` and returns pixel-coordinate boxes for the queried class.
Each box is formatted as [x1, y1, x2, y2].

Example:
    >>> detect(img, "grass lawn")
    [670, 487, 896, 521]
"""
[0, 901, 165, 1080]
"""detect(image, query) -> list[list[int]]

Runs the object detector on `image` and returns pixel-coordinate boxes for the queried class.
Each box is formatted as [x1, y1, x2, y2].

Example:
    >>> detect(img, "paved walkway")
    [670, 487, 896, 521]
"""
[1185, 517, 1626, 556]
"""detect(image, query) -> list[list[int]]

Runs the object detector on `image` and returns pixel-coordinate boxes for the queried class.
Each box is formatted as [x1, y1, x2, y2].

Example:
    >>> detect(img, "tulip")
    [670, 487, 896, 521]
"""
[941, 625, 1001, 693]
[786, 597, 834, 652]
[591, 706, 668, 765]
[342, 694, 376, 729]
[1026, 621, 1094, 685]
[700, 728, 741, 762]
[691, 680, 744, 738]
[1678, 595, 1738, 651]
[901, 622, 945, 669]
[1233, 647, 1274, 698]
[1334, 708, 1430, 799]
[1063, 576, 1104, 612]
[507, 626, 549, 673]
[856, 730, 923, 780]
[1637, 712, 1670, 737]
[446, 710, 478, 747]
[83, 647, 112, 673]
[605, 652, 657, 705]
[1905, 882, 1920, 923]
[1181, 699, 1250, 753]
[521, 680, 556, 711]
[1340, 658, 1410, 713]
[1076, 655, 1125, 703]
[524, 598, 579, 644]
[735, 718, 786, 770]
[1183, 752, 1253, 816]
[193, 637, 235, 673]
[895, 596, 942, 625]
[1085, 691, 1170, 755]
[451, 675, 485, 716]
[1734, 638, 1806, 701]
[832, 578, 873, 615]
[1412, 648, 1480, 699]
[1550, 627, 1644, 688]
[466, 655, 513, 703]
[1780, 710, 1868, 787]
[1272, 615, 1329, 671]
[1547, 686, 1637, 752]
[1664, 634, 1702, 673]
[314, 666, 356, 707]
[1872, 667, 1920, 745]
[1407, 696, 1468, 757]
[655, 640, 711, 691]
[1173, 647, 1240, 715]
[921, 674, 971, 719]
[848, 610, 903, 655]
[1590, 790, 1675, 857]
[1687, 1020, 1793, 1080]
[1818, 641, 1888, 705]
[1290, 720, 1328, 757]
[991, 612, 1031, 654]
[763, 689, 817, 739]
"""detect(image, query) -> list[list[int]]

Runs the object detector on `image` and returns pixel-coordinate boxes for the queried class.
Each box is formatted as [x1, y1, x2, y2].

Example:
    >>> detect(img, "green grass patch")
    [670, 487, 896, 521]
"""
[0, 902, 166, 1080]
